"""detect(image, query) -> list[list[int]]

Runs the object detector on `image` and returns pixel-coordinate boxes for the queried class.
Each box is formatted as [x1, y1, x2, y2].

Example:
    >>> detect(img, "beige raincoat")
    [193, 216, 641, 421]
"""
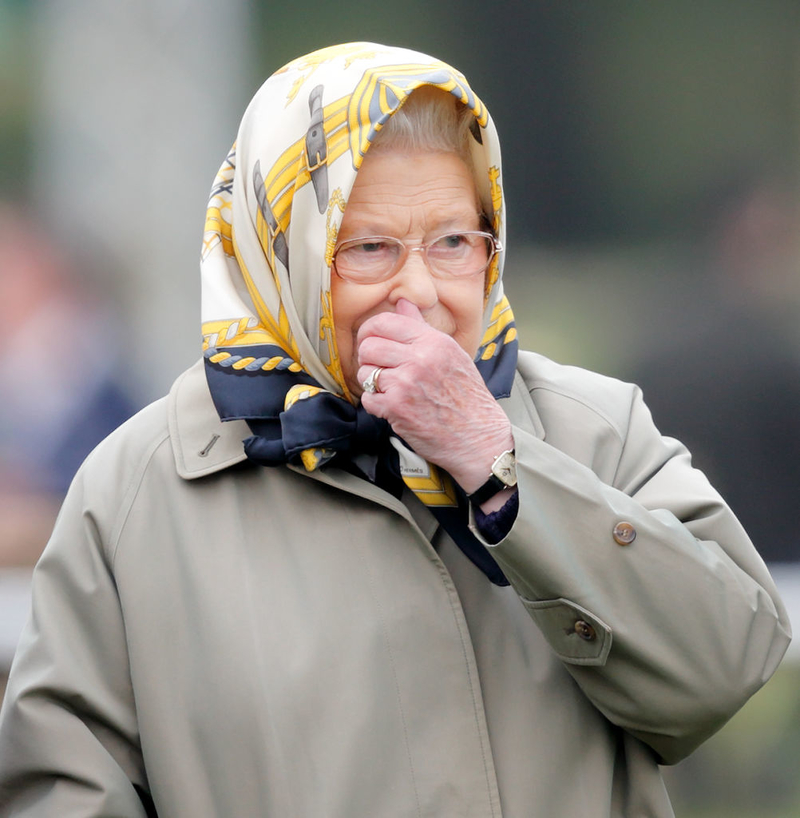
[0, 353, 790, 816]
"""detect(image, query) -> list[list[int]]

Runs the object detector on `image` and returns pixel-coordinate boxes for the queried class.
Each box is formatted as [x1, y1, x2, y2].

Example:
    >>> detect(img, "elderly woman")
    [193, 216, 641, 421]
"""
[0, 43, 791, 817]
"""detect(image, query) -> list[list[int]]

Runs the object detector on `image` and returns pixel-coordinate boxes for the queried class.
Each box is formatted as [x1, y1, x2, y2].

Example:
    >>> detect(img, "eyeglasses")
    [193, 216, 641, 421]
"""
[332, 231, 502, 284]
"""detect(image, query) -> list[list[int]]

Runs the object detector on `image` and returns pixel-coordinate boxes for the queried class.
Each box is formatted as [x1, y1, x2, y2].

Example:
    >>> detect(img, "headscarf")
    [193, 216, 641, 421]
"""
[201, 43, 517, 583]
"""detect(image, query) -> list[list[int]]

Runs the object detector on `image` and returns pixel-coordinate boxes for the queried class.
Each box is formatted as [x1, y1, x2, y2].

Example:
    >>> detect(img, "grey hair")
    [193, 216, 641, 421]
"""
[371, 86, 476, 164]
[370, 85, 488, 217]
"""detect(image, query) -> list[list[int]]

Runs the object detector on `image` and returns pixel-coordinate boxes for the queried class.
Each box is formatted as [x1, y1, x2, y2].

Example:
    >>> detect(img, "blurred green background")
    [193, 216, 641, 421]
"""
[1, 2, 798, 815]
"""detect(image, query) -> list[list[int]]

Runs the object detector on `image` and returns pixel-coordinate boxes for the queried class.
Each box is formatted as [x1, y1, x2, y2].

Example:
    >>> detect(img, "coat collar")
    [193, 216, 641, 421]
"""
[168, 358, 545, 482]
[505, 367, 546, 441]
[168, 359, 250, 480]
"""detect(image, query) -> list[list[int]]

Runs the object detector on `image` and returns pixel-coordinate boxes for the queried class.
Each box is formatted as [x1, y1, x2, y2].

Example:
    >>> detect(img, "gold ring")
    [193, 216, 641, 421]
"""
[362, 366, 384, 394]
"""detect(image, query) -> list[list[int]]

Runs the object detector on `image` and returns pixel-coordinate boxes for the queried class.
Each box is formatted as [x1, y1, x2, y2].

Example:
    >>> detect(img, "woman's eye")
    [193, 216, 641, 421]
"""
[341, 240, 392, 256]
[358, 241, 387, 253]
[430, 234, 471, 254]
[441, 234, 466, 248]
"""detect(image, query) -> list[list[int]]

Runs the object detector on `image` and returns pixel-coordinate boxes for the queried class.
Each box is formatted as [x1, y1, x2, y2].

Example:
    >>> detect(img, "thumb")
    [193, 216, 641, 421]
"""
[395, 298, 426, 322]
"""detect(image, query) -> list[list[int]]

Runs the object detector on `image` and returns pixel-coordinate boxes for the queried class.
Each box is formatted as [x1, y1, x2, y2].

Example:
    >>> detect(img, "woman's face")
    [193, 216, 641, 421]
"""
[331, 149, 486, 397]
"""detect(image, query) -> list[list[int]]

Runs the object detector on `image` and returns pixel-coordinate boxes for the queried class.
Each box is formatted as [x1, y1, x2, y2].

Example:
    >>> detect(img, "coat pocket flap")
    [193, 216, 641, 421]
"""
[521, 597, 612, 666]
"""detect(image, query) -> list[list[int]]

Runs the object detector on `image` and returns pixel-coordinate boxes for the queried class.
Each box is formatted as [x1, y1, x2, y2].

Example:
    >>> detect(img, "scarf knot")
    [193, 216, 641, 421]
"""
[242, 385, 390, 469]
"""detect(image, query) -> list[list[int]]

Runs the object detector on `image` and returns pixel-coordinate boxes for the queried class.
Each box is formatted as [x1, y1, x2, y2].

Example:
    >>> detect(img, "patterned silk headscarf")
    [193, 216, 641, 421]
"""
[201, 43, 517, 582]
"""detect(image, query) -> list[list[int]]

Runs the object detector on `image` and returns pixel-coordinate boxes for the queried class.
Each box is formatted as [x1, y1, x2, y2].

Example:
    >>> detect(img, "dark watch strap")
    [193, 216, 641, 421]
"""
[467, 474, 508, 507]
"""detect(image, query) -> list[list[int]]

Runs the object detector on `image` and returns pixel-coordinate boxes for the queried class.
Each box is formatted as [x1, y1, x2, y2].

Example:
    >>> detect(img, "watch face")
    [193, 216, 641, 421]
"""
[492, 450, 517, 486]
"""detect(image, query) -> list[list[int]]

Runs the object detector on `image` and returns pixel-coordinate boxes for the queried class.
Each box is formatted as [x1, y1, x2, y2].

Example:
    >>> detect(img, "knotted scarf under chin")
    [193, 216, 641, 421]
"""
[243, 390, 388, 467]
[204, 353, 509, 586]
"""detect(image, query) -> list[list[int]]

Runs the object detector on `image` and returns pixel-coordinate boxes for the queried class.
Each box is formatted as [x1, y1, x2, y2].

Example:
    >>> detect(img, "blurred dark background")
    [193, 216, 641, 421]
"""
[1, 2, 798, 814]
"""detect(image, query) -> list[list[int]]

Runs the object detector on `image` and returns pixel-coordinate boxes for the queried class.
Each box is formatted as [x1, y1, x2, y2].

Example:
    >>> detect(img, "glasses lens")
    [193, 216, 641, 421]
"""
[333, 232, 496, 282]
[334, 238, 403, 282]
[427, 232, 492, 276]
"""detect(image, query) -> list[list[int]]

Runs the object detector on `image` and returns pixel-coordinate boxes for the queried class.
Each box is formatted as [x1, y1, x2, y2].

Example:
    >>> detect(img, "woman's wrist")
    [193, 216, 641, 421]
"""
[447, 422, 514, 496]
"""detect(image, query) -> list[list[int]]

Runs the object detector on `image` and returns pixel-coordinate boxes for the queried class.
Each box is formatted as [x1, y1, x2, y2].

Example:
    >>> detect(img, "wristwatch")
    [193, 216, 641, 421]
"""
[467, 449, 517, 507]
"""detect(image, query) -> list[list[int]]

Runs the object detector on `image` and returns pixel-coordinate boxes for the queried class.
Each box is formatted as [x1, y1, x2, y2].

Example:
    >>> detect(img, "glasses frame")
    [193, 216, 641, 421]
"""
[332, 230, 503, 284]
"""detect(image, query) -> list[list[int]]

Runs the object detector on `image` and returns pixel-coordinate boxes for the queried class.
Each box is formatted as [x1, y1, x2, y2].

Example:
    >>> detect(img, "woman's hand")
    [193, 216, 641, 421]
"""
[357, 299, 514, 498]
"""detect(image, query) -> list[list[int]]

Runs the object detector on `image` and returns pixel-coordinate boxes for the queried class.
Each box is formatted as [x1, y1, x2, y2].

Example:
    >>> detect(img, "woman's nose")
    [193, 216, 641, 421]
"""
[389, 250, 438, 310]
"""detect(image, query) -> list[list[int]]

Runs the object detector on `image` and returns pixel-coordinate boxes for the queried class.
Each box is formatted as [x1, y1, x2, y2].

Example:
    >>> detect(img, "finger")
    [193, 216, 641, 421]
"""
[357, 310, 429, 347]
[394, 298, 426, 322]
[356, 364, 392, 397]
[357, 335, 413, 369]
[358, 387, 389, 419]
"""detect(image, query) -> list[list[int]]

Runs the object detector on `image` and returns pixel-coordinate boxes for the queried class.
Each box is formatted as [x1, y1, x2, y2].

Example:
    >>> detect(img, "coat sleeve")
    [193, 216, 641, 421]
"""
[0, 464, 155, 816]
[485, 373, 792, 765]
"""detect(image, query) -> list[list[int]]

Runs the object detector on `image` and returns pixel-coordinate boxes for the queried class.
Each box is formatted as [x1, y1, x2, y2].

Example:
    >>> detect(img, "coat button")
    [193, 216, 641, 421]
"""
[613, 521, 636, 545]
[574, 620, 596, 641]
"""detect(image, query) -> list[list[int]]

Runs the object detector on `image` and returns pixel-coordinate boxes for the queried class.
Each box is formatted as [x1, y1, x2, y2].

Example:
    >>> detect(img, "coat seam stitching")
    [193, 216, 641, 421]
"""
[107, 430, 172, 568]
